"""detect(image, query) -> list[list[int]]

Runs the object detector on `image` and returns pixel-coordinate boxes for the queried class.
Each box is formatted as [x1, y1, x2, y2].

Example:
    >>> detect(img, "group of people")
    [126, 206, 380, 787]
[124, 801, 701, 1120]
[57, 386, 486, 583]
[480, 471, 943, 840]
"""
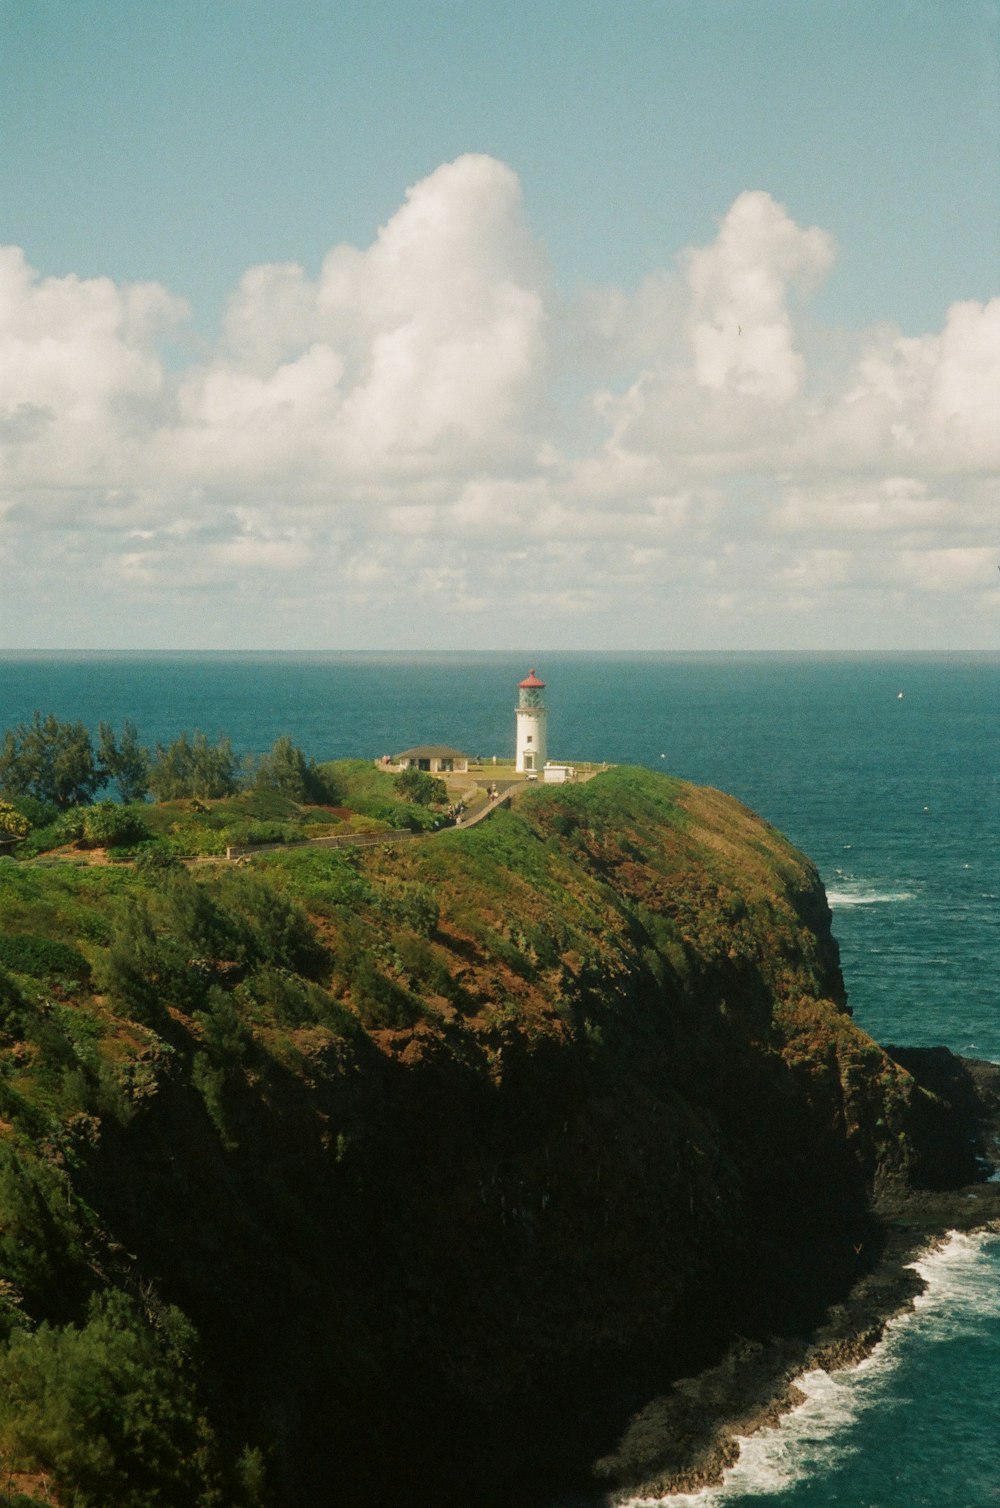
[446, 784, 503, 827]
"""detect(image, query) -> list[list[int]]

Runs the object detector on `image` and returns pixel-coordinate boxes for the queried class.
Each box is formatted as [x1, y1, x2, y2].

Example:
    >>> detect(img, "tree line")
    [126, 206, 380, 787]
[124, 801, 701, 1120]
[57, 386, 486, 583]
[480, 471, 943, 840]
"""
[0, 712, 333, 810]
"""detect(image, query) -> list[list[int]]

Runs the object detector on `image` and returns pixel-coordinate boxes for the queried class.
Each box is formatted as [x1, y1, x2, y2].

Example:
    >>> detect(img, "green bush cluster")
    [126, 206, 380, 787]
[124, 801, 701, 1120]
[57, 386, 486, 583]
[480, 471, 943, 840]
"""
[222, 820, 302, 849]
[313, 759, 440, 831]
[249, 734, 335, 804]
[0, 1144, 90, 1319]
[147, 731, 241, 802]
[0, 932, 91, 983]
[266, 847, 374, 914]
[0, 716, 152, 810]
[78, 803, 151, 849]
[374, 878, 440, 936]
[0, 1291, 222, 1508]
[0, 800, 30, 840]
[393, 767, 447, 807]
[101, 868, 327, 1026]
[2, 723, 443, 860]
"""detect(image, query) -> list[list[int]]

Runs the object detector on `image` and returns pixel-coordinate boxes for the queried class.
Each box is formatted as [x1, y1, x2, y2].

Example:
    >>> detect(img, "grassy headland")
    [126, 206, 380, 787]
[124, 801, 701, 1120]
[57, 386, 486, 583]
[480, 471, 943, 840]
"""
[0, 762, 995, 1506]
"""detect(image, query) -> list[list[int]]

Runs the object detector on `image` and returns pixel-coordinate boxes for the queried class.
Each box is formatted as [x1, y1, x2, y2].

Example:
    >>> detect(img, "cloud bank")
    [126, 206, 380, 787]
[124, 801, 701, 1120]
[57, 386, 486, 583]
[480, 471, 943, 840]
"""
[1, 154, 997, 648]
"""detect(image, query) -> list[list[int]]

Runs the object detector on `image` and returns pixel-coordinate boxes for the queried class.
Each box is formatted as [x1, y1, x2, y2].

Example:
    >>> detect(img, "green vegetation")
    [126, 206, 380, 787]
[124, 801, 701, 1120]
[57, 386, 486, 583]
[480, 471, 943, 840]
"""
[0, 757, 950, 1506]
[249, 733, 333, 804]
[0, 1292, 221, 1508]
[0, 801, 30, 840]
[0, 709, 454, 864]
[393, 767, 448, 807]
[0, 712, 103, 809]
[97, 720, 150, 803]
[0, 932, 91, 982]
[147, 730, 242, 802]
[313, 758, 447, 830]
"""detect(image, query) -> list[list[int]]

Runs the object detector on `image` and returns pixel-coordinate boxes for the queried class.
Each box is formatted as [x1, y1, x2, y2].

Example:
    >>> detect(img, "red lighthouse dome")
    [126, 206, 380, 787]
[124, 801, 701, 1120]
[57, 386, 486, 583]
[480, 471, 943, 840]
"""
[518, 668, 545, 689]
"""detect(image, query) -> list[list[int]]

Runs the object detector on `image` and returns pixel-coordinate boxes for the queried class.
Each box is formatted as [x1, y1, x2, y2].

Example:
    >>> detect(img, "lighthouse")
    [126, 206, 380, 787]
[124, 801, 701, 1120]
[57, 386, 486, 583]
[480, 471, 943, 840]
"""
[515, 668, 548, 774]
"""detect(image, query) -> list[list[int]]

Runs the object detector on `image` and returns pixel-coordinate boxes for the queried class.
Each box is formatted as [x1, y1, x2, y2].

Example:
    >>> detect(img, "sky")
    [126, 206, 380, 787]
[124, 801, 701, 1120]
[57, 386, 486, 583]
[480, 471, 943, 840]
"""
[1, 0, 998, 651]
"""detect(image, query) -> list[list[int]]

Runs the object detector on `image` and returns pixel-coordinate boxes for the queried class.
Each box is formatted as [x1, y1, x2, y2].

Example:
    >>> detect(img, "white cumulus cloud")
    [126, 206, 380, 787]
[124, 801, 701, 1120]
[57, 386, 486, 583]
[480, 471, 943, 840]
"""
[174, 154, 550, 485]
[1, 159, 998, 649]
[0, 247, 185, 487]
[686, 190, 835, 402]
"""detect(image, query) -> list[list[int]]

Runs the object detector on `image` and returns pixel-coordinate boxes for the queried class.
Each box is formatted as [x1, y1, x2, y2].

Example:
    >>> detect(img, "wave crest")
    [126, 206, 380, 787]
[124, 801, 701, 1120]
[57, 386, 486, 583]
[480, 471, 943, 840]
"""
[826, 887, 916, 907]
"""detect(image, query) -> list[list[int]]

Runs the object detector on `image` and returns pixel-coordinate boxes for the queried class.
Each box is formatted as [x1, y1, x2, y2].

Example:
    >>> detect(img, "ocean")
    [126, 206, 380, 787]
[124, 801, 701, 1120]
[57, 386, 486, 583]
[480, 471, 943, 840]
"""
[1, 650, 999, 1505]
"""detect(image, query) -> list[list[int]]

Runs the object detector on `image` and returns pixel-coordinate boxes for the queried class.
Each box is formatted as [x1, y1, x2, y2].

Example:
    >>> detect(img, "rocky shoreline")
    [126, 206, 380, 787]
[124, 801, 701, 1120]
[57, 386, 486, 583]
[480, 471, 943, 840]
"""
[590, 1051, 1000, 1504]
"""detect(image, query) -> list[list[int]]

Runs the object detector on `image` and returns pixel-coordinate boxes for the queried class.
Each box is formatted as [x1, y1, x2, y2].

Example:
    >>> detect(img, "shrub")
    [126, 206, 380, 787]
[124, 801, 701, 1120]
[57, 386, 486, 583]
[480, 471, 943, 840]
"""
[0, 801, 29, 841]
[0, 1289, 220, 1507]
[16, 822, 70, 858]
[349, 956, 423, 1029]
[223, 820, 295, 849]
[0, 968, 27, 1037]
[132, 843, 184, 877]
[354, 798, 436, 832]
[239, 969, 352, 1037]
[101, 898, 181, 1022]
[376, 879, 440, 936]
[0, 933, 91, 983]
[238, 967, 317, 1027]
[51, 810, 86, 845]
[79, 803, 151, 850]
[394, 768, 447, 807]
[5, 795, 59, 829]
[214, 870, 326, 976]
[194, 985, 251, 1064]
[0, 1145, 87, 1315]
[191, 1052, 231, 1148]
[158, 873, 251, 966]
[266, 847, 372, 912]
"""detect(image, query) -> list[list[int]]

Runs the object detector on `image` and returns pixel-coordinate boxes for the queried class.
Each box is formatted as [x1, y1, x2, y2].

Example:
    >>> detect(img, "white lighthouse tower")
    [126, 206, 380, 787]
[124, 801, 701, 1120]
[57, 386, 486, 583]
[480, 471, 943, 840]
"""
[515, 668, 548, 774]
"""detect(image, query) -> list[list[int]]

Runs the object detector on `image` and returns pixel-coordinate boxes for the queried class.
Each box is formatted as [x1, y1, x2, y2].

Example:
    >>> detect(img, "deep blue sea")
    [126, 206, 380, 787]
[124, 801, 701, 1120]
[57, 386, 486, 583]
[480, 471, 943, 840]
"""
[1, 650, 998, 1505]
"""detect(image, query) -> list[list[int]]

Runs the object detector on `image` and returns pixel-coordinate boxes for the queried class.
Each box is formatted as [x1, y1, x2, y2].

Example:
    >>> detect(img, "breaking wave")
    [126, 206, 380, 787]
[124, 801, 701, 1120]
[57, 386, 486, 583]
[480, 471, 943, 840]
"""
[826, 887, 916, 907]
[622, 1231, 1000, 1506]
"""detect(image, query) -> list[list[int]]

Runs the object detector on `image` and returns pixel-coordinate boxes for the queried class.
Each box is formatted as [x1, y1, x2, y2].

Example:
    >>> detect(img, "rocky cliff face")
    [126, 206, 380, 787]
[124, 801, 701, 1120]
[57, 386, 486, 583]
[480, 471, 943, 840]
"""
[0, 768, 985, 1506]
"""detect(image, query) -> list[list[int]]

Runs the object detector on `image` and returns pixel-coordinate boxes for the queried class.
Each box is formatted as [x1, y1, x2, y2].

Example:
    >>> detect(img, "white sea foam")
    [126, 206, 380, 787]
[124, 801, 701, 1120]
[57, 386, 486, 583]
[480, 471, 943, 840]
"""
[621, 1230, 1000, 1505]
[622, 1367, 870, 1506]
[826, 887, 916, 907]
[908, 1229, 1000, 1326]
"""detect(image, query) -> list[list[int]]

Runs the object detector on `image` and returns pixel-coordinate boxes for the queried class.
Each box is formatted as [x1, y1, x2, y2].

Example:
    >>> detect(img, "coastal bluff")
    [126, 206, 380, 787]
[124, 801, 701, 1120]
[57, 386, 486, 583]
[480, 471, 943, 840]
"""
[0, 766, 996, 1507]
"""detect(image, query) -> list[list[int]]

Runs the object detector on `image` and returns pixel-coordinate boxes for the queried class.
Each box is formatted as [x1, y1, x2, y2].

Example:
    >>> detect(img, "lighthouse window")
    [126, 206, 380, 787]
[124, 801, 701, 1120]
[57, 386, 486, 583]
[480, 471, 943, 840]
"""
[527, 735, 532, 742]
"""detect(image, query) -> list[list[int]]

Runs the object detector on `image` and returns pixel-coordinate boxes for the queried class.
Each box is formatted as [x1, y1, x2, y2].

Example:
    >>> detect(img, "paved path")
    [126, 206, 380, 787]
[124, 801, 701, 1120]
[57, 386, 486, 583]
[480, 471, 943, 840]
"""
[226, 784, 517, 861]
[451, 786, 516, 830]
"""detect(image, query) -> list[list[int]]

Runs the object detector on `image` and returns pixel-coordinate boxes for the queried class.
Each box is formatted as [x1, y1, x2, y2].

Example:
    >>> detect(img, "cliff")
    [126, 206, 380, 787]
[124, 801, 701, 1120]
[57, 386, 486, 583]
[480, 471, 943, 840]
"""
[0, 767, 994, 1507]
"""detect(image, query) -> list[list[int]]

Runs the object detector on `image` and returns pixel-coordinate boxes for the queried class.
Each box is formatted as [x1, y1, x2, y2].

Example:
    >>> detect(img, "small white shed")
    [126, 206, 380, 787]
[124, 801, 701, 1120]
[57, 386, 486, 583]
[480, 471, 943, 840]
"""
[543, 763, 576, 784]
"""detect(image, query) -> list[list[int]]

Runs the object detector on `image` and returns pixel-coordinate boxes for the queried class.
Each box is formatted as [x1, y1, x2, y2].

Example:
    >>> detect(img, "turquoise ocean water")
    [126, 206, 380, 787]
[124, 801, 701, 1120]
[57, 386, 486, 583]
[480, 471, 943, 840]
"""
[1, 650, 999, 1505]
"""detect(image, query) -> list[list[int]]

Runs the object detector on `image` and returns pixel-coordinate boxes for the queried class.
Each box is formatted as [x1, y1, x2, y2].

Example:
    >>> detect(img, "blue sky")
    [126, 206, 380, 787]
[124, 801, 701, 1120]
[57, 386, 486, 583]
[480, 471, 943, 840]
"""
[1, 0, 998, 649]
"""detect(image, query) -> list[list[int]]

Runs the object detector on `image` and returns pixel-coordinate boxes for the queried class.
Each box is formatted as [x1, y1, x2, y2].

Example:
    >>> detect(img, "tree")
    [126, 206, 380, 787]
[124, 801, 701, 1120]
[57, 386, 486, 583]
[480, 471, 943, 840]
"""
[79, 802, 151, 849]
[0, 712, 101, 808]
[394, 768, 447, 807]
[148, 731, 240, 802]
[252, 735, 330, 803]
[97, 721, 150, 803]
[0, 1289, 221, 1507]
[101, 897, 171, 1024]
[0, 800, 30, 840]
